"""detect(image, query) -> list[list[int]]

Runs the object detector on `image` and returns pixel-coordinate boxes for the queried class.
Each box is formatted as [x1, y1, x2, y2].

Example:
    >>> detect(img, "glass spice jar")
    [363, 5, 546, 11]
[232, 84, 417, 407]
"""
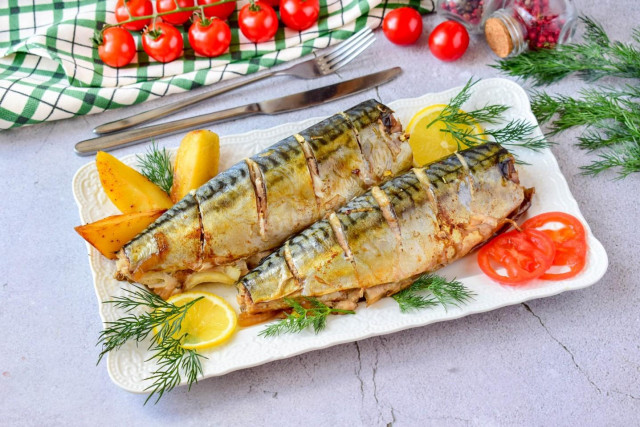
[436, 0, 506, 34]
[484, 0, 577, 57]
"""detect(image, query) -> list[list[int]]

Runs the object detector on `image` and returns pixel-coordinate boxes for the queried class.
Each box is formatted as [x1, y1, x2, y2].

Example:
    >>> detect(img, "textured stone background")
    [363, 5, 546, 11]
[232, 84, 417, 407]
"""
[1, 1, 639, 425]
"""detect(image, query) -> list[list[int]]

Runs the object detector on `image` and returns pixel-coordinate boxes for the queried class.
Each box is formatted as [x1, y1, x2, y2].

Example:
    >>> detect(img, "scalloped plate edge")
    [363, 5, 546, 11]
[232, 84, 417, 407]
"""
[72, 78, 608, 393]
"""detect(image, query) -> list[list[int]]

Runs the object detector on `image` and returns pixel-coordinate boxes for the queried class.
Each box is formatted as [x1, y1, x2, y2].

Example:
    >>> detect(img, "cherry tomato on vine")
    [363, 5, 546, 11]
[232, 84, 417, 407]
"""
[115, 0, 153, 31]
[238, 1, 278, 43]
[95, 27, 136, 68]
[382, 7, 422, 45]
[188, 16, 231, 57]
[477, 228, 556, 285]
[428, 20, 469, 61]
[142, 22, 184, 63]
[157, 0, 195, 25]
[198, 0, 236, 20]
[280, 0, 320, 31]
[521, 212, 588, 281]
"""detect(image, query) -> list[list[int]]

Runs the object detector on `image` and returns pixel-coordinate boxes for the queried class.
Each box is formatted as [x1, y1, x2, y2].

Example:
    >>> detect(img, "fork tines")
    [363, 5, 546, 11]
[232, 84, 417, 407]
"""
[317, 27, 375, 75]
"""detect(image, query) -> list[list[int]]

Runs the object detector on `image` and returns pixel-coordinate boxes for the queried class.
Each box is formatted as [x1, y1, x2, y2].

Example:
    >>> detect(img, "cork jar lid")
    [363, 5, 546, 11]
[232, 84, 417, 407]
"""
[485, 17, 513, 58]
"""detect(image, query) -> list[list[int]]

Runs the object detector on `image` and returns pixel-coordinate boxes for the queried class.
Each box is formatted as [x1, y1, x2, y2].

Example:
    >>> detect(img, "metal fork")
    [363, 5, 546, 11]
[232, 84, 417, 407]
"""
[93, 27, 376, 134]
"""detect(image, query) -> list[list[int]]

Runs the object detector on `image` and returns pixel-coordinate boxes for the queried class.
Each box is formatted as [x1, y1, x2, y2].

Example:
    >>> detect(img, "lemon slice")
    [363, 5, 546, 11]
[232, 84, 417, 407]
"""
[407, 104, 484, 167]
[165, 291, 237, 350]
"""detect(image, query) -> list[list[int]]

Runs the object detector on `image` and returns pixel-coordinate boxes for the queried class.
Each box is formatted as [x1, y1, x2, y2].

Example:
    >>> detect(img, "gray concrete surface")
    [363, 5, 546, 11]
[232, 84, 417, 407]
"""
[1, 1, 639, 425]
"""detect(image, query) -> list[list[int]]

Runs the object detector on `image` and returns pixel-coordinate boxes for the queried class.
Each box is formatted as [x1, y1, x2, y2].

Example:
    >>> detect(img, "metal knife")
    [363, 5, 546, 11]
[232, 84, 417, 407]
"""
[74, 67, 401, 156]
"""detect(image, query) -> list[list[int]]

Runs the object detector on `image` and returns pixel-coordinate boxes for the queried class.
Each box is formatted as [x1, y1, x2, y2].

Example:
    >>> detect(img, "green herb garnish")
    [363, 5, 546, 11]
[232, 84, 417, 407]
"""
[530, 85, 640, 178]
[492, 17, 640, 85]
[144, 335, 204, 404]
[491, 16, 640, 178]
[392, 274, 475, 313]
[136, 142, 174, 194]
[259, 298, 355, 337]
[427, 78, 509, 128]
[429, 78, 551, 153]
[97, 286, 205, 404]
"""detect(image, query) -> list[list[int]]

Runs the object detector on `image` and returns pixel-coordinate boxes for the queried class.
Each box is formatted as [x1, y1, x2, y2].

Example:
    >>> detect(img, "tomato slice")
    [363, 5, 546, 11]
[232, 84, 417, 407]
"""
[521, 212, 587, 281]
[478, 229, 556, 285]
[521, 212, 586, 241]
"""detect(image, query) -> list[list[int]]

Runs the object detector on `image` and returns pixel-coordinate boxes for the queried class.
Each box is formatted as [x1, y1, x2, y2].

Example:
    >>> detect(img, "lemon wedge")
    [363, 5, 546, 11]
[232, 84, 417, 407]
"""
[407, 104, 484, 167]
[165, 291, 237, 350]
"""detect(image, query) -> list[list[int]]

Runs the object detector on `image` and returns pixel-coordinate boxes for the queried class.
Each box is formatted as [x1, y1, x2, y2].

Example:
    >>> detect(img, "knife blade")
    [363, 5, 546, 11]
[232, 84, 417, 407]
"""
[74, 67, 402, 156]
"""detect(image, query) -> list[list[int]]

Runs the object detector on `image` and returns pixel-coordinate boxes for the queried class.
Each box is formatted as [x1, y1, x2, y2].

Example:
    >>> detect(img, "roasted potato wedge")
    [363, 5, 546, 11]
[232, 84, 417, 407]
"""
[75, 210, 166, 260]
[96, 151, 173, 213]
[170, 130, 220, 203]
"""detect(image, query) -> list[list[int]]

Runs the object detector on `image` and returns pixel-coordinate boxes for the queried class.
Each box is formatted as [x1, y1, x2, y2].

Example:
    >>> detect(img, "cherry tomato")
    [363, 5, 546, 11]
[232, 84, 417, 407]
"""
[428, 20, 469, 61]
[96, 27, 136, 68]
[478, 229, 556, 285]
[115, 0, 153, 31]
[157, 0, 195, 25]
[198, 0, 236, 20]
[238, 1, 278, 43]
[280, 0, 319, 31]
[262, 0, 280, 7]
[188, 17, 231, 57]
[142, 22, 184, 63]
[382, 7, 423, 45]
[521, 212, 588, 281]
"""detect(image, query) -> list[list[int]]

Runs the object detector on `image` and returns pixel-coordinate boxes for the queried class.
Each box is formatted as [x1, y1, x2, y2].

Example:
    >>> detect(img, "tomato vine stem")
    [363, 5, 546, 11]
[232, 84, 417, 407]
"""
[108, 0, 237, 28]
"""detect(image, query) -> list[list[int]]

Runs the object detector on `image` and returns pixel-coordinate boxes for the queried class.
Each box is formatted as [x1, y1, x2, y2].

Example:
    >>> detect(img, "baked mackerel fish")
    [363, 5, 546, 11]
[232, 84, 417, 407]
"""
[238, 143, 533, 317]
[116, 100, 412, 298]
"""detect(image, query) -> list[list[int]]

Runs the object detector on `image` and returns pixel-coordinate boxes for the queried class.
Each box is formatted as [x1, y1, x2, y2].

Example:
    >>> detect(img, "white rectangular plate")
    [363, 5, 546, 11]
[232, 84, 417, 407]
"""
[73, 78, 608, 393]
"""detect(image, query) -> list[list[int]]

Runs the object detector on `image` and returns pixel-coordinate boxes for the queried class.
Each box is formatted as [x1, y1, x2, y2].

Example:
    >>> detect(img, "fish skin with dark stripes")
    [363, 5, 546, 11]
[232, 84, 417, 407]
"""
[116, 100, 412, 298]
[237, 143, 533, 315]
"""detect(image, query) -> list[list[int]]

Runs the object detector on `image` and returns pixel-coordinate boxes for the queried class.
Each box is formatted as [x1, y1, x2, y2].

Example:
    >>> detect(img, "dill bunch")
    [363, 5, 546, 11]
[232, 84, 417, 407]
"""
[97, 286, 206, 404]
[492, 17, 640, 85]
[493, 16, 640, 178]
[531, 86, 640, 178]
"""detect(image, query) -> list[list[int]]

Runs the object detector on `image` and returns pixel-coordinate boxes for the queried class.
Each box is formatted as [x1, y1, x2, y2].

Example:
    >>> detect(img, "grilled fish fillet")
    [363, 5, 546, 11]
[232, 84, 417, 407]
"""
[237, 143, 533, 314]
[116, 100, 412, 298]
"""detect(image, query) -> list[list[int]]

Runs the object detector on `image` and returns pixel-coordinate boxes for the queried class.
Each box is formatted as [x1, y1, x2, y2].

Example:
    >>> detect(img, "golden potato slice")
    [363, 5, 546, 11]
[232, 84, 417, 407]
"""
[170, 130, 220, 203]
[96, 151, 173, 213]
[75, 210, 165, 260]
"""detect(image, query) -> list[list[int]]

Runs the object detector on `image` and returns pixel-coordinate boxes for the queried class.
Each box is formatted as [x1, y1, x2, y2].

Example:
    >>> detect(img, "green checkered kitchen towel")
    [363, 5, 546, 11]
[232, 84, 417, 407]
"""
[0, 0, 433, 130]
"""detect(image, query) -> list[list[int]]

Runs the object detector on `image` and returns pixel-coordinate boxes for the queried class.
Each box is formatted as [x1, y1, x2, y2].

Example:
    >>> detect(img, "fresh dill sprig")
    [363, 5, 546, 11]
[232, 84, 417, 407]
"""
[136, 142, 174, 193]
[442, 119, 550, 152]
[427, 78, 479, 127]
[512, 17, 640, 178]
[580, 142, 640, 178]
[530, 87, 640, 177]
[531, 86, 640, 134]
[96, 286, 199, 361]
[428, 78, 552, 153]
[427, 78, 508, 128]
[259, 298, 355, 337]
[96, 286, 206, 404]
[144, 335, 205, 404]
[492, 17, 640, 86]
[392, 274, 475, 313]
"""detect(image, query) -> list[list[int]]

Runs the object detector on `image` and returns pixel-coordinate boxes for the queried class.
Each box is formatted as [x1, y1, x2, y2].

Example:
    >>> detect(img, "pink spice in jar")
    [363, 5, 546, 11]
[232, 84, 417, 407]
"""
[485, 0, 576, 57]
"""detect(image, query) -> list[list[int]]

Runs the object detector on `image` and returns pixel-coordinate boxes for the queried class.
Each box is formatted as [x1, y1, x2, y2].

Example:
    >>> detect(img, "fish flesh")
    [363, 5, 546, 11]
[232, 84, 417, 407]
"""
[116, 100, 412, 298]
[237, 143, 533, 315]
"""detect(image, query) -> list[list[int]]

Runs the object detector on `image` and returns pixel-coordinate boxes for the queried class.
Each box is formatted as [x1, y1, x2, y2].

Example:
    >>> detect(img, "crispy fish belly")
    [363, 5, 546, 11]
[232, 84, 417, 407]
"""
[116, 100, 411, 298]
[237, 143, 532, 314]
